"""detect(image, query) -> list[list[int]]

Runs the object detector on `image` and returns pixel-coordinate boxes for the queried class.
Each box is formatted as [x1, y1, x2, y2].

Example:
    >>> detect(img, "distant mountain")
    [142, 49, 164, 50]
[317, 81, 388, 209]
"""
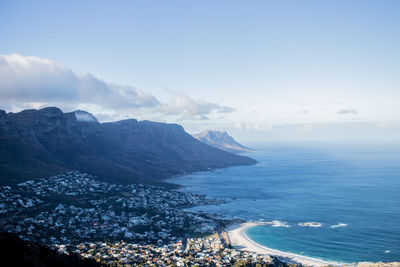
[193, 130, 253, 154]
[0, 107, 256, 186]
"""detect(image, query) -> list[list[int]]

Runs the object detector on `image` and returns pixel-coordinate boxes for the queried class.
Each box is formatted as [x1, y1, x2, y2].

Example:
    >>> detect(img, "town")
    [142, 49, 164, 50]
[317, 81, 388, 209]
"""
[0, 171, 225, 245]
[0, 171, 291, 266]
[56, 238, 276, 266]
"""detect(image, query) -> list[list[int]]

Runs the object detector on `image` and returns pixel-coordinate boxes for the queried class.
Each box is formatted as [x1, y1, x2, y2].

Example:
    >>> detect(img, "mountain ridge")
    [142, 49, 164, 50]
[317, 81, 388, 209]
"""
[0, 107, 256, 186]
[193, 130, 254, 154]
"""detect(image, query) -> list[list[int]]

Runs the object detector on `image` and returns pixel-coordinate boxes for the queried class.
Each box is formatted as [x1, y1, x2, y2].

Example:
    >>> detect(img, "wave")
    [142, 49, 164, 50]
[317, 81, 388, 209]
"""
[330, 223, 347, 229]
[298, 222, 322, 228]
[265, 220, 290, 228]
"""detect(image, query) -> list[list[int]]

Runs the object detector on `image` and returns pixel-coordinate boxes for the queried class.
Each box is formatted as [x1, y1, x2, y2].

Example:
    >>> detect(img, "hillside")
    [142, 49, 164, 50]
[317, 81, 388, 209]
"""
[193, 130, 253, 154]
[0, 107, 256, 185]
[0, 232, 100, 267]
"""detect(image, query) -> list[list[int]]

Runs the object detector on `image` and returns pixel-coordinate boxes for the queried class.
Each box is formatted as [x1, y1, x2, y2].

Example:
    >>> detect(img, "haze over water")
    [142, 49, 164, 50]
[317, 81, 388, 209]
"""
[169, 142, 400, 263]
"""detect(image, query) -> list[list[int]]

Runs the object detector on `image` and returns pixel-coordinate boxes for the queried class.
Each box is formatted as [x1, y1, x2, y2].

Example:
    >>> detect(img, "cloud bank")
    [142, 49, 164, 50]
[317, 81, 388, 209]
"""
[337, 108, 358, 115]
[0, 54, 234, 121]
[161, 92, 235, 120]
[0, 54, 159, 110]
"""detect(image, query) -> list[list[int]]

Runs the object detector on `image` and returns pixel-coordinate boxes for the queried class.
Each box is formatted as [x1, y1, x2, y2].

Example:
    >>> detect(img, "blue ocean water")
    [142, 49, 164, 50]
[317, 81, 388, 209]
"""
[168, 142, 400, 263]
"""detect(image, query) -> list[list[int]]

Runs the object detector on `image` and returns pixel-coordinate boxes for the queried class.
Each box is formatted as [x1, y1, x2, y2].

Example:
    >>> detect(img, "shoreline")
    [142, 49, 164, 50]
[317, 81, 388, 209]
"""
[226, 222, 348, 267]
[168, 169, 400, 266]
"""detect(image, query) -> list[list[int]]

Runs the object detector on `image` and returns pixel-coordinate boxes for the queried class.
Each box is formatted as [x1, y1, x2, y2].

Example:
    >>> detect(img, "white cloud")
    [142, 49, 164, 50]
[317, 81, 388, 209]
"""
[0, 54, 159, 113]
[0, 54, 235, 122]
[337, 107, 358, 115]
[299, 109, 310, 114]
[160, 92, 235, 121]
[233, 121, 272, 132]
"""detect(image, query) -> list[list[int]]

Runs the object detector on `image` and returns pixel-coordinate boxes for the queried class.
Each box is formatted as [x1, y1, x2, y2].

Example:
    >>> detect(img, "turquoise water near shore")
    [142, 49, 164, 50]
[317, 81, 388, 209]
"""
[168, 142, 400, 263]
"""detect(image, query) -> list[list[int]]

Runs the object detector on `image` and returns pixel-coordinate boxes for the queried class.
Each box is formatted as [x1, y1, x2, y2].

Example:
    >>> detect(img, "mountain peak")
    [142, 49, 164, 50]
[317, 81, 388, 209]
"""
[193, 130, 253, 154]
[206, 130, 227, 135]
[7, 107, 64, 119]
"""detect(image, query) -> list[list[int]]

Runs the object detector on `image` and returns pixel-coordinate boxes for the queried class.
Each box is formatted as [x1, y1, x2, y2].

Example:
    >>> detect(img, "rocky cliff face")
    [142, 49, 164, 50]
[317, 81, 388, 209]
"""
[193, 130, 253, 154]
[0, 107, 256, 185]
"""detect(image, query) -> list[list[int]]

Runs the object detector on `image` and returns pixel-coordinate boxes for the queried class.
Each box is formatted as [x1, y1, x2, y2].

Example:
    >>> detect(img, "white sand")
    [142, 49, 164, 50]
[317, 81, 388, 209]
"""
[226, 222, 348, 267]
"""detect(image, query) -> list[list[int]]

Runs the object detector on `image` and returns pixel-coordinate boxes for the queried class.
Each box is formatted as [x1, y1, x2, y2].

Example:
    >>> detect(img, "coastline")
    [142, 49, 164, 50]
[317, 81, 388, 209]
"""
[226, 222, 347, 267]
[168, 165, 400, 266]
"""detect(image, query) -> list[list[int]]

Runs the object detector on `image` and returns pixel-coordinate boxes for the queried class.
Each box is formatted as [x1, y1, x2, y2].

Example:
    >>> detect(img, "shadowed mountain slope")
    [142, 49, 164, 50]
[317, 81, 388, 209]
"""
[0, 107, 256, 185]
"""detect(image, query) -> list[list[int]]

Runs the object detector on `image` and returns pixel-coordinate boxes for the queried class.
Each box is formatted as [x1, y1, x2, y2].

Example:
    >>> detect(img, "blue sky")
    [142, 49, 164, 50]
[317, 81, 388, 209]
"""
[1, 0, 400, 141]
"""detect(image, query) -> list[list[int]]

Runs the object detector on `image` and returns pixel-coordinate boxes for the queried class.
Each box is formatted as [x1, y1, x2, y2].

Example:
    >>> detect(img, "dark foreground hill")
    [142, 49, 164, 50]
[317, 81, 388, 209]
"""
[0, 107, 256, 186]
[0, 232, 100, 267]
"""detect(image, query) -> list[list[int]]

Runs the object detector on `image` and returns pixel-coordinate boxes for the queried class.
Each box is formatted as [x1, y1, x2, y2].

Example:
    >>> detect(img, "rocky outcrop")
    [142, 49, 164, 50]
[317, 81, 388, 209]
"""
[73, 110, 99, 123]
[0, 107, 256, 185]
[193, 130, 253, 154]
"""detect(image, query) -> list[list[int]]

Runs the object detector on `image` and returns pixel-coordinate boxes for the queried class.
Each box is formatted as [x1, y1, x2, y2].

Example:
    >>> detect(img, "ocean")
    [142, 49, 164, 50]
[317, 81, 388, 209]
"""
[167, 142, 400, 264]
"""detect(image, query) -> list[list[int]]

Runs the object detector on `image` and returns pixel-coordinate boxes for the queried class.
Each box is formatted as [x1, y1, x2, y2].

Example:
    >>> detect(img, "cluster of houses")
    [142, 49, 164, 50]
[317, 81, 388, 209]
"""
[55, 238, 275, 266]
[0, 171, 222, 245]
[0, 184, 43, 214]
[0, 171, 286, 265]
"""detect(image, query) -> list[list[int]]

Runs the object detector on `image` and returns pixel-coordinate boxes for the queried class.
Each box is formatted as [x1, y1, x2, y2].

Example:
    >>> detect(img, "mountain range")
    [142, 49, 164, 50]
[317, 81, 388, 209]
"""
[0, 107, 256, 186]
[193, 130, 253, 154]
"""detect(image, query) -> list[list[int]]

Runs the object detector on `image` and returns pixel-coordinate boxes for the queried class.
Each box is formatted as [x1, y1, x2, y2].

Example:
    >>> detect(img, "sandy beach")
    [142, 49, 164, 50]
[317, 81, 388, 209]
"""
[226, 222, 346, 267]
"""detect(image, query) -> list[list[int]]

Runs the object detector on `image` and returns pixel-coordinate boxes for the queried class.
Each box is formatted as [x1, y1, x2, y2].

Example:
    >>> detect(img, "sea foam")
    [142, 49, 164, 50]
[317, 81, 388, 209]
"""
[330, 223, 348, 229]
[298, 222, 322, 227]
[266, 220, 290, 228]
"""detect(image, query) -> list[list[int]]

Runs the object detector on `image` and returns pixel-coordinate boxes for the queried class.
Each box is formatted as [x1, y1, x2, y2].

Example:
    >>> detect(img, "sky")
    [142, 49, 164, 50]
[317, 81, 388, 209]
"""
[1, 0, 400, 142]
